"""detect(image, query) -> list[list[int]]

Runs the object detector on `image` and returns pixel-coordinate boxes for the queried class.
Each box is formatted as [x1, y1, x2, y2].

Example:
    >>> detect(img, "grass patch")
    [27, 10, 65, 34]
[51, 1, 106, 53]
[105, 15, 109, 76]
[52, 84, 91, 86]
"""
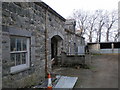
[89, 66, 96, 70]
[92, 53, 102, 56]
[74, 77, 81, 88]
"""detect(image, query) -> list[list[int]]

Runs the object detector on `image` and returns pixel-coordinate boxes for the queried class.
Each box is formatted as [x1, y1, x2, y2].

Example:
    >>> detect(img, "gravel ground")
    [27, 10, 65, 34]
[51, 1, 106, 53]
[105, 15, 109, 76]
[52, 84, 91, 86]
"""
[52, 54, 118, 88]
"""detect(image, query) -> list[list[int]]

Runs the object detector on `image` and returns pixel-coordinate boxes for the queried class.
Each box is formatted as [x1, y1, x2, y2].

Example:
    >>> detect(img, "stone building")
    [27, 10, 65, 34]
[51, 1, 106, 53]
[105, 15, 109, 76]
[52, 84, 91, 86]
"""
[64, 19, 85, 55]
[2, 2, 85, 88]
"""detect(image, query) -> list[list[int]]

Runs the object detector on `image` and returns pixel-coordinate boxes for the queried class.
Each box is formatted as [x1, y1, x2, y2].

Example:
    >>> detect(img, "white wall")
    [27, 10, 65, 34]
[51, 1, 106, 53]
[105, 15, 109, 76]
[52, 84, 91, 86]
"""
[78, 46, 85, 55]
[100, 49, 120, 54]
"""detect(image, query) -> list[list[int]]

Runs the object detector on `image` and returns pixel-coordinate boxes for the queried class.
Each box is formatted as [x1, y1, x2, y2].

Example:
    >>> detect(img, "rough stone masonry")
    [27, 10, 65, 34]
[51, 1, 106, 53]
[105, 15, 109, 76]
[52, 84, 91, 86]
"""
[2, 2, 85, 88]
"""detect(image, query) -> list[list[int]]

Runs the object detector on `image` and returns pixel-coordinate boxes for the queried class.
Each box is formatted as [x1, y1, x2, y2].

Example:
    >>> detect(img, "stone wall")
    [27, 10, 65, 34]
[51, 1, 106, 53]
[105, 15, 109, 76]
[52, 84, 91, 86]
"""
[64, 19, 85, 55]
[61, 52, 85, 66]
[88, 43, 100, 54]
[0, 1, 2, 89]
[65, 19, 76, 33]
[46, 7, 65, 72]
[64, 30, 76, 54]
[2, 2, 85, 88]
[2, 2, 65, 88]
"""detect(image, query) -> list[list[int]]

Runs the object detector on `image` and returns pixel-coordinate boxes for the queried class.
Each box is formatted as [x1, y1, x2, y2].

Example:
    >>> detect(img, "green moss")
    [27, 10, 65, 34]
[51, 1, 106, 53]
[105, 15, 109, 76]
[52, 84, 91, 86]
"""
[92, 53, 102, 56]
[89, 66, 96, 70]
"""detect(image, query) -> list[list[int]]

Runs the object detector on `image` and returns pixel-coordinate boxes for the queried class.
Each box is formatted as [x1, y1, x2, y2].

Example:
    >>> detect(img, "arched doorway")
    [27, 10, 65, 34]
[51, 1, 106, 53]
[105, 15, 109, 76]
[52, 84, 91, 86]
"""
[51, 35, 63, 65]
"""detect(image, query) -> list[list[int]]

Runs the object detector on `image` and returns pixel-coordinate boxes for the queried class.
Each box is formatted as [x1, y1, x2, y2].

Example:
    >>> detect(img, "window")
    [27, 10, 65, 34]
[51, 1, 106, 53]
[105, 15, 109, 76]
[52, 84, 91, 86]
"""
[114, 42, 120, 48]
[100, 43, 112, 49]
[10, 36, 30, 73]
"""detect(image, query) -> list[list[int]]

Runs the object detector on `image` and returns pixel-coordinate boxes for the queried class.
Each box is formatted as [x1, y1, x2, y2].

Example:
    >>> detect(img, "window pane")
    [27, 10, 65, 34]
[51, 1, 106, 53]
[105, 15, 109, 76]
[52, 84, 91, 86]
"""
[22, 53, 26, 64]
[17, 38, 22, 51]
[10, 37, 16, 51]
[23, 39, 27, 51]
[11, 54, 15, 66]
[16, 53, 21, 65]
[10, 36, 29, 68]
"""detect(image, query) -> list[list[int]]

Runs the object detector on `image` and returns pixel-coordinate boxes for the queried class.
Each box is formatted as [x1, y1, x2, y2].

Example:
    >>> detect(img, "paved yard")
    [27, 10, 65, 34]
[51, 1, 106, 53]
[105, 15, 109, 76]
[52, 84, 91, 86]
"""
[52, 55, 118, 88]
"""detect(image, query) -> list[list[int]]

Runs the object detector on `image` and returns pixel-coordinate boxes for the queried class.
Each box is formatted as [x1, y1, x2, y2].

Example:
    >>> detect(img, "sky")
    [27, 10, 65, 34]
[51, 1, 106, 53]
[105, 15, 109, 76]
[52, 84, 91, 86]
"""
[42, 0, 119, 18]
[42, 0, 119, 42]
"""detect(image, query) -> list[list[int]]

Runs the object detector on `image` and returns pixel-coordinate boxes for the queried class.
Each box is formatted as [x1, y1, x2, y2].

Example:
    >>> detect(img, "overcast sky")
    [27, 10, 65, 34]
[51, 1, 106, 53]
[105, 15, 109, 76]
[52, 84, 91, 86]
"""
[42, 0, 119, 18]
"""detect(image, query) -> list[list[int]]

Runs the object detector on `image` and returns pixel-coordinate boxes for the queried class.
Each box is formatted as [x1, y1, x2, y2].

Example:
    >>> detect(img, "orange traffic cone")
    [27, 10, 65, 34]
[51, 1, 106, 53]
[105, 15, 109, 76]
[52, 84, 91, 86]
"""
[47, 73, 52, 90]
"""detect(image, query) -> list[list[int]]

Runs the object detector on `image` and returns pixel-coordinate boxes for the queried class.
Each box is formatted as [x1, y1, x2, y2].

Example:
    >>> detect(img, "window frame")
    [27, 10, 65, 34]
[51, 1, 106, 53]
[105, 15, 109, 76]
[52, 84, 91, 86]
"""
[3, 26, 35, 74]
[10, 36, 30, 73]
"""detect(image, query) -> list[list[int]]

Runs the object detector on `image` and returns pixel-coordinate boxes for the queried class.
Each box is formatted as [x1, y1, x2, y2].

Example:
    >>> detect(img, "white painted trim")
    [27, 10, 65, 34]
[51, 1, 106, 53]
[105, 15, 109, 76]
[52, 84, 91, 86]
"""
[27, 38, 30, 67]
[68, 46, 71, 55]
[10, 51, 27, 53]
[10, 64, 29, 74]
[10, 37, 30, 74]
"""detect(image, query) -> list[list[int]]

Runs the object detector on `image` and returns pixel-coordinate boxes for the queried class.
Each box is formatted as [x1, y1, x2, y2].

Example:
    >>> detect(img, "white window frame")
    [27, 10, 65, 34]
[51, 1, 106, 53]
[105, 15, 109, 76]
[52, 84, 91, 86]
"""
[10, 36, 30, 73]
[68, 46, 71, 55]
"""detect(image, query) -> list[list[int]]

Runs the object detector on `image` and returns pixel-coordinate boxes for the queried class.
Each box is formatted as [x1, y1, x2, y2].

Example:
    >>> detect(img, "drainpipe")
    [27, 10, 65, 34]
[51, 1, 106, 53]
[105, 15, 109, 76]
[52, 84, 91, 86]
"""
[45, 6, 48, 78]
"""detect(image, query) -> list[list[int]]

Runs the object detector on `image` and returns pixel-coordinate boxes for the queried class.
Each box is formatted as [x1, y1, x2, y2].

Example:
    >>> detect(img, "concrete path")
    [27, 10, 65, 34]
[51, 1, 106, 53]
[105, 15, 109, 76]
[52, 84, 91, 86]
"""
[53, 55, 118, 88]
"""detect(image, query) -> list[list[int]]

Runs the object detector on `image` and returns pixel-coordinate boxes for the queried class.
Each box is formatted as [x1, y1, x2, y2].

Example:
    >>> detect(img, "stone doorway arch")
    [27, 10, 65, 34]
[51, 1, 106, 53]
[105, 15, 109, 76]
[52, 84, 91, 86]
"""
[51, 35, 63, 65]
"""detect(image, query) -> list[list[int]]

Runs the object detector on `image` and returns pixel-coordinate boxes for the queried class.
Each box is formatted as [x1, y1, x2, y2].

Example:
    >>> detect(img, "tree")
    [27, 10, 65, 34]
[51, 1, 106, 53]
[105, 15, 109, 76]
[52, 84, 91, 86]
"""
[113, 30, 119, 42]
[104, 10, 118, 42]
[72, 10, 88, 36]
[70, 9, 118, 43]
[94, 10, 105, 42]
[86, 13, 97, 42]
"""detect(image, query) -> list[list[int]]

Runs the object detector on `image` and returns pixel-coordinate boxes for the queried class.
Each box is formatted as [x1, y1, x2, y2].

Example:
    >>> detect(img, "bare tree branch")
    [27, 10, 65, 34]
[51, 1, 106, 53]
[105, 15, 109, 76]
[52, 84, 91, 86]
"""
[71, 9, 118, 43]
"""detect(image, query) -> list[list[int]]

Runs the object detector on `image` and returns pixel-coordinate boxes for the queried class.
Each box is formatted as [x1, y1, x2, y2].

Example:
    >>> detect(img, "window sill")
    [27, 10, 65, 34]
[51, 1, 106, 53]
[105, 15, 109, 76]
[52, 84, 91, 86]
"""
[10, 64, 30, 74]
